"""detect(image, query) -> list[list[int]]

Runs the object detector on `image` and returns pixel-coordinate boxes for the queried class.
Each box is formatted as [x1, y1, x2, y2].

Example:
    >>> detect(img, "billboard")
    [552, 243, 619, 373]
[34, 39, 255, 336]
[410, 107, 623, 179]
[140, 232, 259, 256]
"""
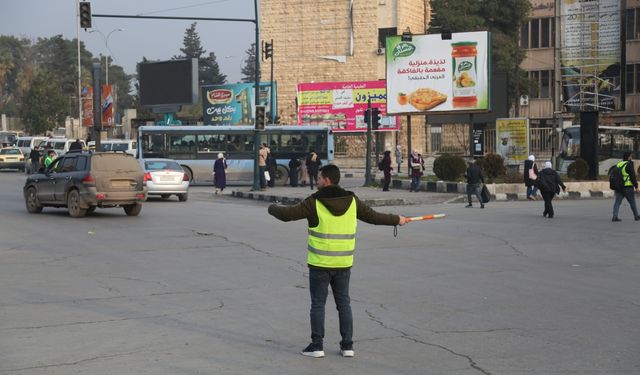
[138, 58, 198, 106]
[296, 80, 399, 132]
[201, 82, 277, 125]
[385, 32, 491, 114]
[81, 86, 93, 127]
[496, 118, 529, 165]
[560, 0, 623, 112]
[101, 84, 114, 128]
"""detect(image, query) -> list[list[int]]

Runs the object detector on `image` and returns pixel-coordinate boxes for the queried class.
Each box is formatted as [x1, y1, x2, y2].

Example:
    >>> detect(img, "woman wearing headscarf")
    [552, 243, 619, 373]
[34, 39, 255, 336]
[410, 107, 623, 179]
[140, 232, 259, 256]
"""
[213, 152, 228, 194]
[537, 161, 566, 218]
[524, 155, 539, 200]
[380, 150, 393, 191]
[288, 156, 301, 187]
[408, 149, 425, 192]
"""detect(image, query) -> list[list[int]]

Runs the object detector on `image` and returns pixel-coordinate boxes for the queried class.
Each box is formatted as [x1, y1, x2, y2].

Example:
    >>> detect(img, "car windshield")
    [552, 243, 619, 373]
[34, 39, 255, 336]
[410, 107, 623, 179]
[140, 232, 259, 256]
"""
[112, 143, 130, 151]
[0, 149, 20, 155]
[92, 154, 140, 172]
[145, 160, 182, 171]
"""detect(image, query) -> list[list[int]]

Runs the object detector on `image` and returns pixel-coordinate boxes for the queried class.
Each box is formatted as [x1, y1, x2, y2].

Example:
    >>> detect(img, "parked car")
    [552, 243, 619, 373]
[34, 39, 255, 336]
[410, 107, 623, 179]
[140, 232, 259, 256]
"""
[89, 139, 137, 157]
[43, 138, 86, 157]
[140, 158, 189, 201]
[23, 151, 146, 217]
[0, 147, 26, 171]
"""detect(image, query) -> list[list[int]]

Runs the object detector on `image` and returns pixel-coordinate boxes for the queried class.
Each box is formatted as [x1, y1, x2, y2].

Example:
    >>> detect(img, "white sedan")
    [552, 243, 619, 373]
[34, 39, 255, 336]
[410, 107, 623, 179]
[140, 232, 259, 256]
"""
[140, 158, 189, 201]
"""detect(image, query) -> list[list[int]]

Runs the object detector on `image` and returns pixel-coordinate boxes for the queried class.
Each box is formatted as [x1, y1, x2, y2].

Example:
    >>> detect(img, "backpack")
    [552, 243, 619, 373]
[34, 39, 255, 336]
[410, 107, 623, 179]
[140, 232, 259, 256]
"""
[378, 160, 384, 171]
[609, 163, 625, 191]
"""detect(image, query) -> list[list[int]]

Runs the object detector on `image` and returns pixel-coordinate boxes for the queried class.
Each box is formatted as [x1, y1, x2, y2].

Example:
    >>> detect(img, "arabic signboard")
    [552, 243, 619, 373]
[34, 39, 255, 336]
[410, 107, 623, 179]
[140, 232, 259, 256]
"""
[385, 32, 491, 114]
[102, 84, 114, 128]
[81, 86, 93, 127]
[496, 118, 529, 165]
[296, 80, 399, 132]
[560, 0, 623, 112]
[472, 123, 484, 157]
[201, 82, 277, 125]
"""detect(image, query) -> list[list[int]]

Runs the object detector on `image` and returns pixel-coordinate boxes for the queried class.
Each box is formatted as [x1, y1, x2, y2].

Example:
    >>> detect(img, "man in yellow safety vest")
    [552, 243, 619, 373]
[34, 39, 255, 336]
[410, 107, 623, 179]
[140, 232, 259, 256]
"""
[268, 164, 406, 358]
[612, 151, 639, 221]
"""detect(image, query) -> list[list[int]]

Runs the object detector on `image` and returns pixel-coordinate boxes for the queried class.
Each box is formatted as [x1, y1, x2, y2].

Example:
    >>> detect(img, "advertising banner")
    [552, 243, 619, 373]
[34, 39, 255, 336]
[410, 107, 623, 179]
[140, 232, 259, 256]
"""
[201, 82, 277, 125]
[472, 123, 485, 157]
[81, 86, 93, 127]
[296, 80, 399, 132]
[560, 0, 623, 112]
[101, 84, 114, 128]
[385, 31, 490, 114]
[496, 118, 529, 165]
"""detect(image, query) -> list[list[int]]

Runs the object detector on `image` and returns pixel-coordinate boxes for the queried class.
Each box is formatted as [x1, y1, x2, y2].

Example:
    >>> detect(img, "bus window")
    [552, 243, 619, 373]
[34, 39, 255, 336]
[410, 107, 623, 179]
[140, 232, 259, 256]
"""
[168, 135, 196, 160]
[197, 134, 225, 159]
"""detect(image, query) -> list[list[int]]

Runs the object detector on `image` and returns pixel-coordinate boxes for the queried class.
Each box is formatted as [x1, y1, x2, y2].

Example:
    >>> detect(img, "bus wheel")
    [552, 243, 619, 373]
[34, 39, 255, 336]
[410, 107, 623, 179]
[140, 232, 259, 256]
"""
[275, 165, 288, 186]
[181, 166, 193, 185]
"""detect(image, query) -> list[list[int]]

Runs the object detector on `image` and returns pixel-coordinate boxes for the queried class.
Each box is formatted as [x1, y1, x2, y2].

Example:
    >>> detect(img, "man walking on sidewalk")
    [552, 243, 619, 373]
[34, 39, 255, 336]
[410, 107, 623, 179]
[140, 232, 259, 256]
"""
[612, 152, 640, 222]
[268, 164, 406, 358]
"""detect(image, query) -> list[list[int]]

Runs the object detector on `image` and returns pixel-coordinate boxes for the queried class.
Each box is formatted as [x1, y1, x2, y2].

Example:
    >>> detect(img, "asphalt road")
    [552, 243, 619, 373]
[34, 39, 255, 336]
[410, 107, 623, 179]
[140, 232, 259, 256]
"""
[0, 171, 639, 375]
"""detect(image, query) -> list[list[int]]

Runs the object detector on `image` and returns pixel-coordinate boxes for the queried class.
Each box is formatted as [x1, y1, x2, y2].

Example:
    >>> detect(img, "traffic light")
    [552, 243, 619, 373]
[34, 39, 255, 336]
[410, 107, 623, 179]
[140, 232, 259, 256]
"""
[79, 2, 92, 29]
[371, 108, 381, 130]
[255, 105, 266, 130]
[363, 109, 371, 127]
[263, 41, 273, 60]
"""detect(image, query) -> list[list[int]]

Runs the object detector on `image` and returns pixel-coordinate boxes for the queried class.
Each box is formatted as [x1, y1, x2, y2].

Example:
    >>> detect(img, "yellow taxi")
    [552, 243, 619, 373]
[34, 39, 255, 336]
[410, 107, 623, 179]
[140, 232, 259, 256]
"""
[0, 147, 26, 171]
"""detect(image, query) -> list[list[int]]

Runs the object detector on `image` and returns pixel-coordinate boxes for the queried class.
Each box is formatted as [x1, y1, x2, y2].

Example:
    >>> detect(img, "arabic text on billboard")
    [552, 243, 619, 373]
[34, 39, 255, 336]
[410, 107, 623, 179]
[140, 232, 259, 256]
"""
[385, 31, 491, 114]
[560, 0, 623, 112]
[296, 81, 399, 132]
[201, 82, 276, 125]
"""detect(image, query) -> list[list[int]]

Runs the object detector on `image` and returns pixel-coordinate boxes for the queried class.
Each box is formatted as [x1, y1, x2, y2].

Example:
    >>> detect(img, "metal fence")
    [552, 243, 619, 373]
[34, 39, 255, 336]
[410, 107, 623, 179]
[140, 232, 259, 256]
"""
[484, 127, 553, 158]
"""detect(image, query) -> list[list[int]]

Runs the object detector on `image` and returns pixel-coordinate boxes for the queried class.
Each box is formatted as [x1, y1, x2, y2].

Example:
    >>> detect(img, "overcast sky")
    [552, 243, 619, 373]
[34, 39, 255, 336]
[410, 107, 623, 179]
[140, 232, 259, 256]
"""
[0, 0, 256, 83]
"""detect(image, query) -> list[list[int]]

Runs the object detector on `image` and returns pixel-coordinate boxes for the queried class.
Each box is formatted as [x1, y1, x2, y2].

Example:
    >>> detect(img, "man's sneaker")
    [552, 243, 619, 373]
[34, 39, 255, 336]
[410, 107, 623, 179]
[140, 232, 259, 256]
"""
[340, 345, 355, 357]
[612, 217, 622, 222]
[465, 204, 472, 208]
[301, 343, 324, 358]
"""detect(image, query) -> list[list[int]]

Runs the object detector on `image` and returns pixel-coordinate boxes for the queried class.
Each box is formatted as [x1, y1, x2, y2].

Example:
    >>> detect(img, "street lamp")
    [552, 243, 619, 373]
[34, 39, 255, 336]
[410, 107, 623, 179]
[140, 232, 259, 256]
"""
[89, 28, 124, 85]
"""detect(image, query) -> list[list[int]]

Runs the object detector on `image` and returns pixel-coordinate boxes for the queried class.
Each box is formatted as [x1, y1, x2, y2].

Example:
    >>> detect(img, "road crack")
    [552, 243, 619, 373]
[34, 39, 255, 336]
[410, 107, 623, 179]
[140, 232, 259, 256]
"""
[0, 350, 143, 372]
[465, 229, 526, 257]
[365, 309, 492, 375]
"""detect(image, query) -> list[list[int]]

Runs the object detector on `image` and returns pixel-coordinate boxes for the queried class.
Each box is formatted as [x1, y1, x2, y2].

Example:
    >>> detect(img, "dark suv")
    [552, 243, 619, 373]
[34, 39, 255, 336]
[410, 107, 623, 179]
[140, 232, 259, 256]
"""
[23, 152, 147, 217]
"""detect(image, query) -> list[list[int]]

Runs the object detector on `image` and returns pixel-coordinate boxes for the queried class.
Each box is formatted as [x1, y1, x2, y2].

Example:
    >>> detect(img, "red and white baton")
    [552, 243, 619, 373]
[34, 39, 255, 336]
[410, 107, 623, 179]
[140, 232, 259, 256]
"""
[405, 214, 446, 223]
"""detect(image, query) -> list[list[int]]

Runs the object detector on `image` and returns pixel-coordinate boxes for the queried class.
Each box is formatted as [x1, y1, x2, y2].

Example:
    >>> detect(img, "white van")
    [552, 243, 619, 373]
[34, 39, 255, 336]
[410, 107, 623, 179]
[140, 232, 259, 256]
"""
[44, 138, 86, 156]
[90, 139, 137, 157]
[16, 136, 48, 155]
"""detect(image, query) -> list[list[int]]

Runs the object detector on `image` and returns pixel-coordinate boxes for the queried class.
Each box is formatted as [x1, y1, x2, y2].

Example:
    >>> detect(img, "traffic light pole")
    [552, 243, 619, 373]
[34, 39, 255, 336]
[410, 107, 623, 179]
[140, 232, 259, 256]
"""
[364, 99, 372, 186]
[92, 62, 102, 151]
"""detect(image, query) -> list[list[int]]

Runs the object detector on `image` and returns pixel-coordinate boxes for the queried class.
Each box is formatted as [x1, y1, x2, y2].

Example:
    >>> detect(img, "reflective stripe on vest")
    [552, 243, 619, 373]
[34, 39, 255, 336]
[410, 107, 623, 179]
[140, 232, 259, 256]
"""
[307, 197, 357, 268]
[617, 161, 632, 187]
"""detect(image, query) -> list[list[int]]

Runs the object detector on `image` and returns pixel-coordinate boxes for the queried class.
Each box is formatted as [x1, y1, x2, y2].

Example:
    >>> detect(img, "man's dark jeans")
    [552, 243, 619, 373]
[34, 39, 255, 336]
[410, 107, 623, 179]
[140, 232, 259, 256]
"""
[309, 267, 353, 348]
[259, 166, 267, 188]
[613, 186, 639, 219]
[467, 183, 483, 205]
[541, 190, 555, 217]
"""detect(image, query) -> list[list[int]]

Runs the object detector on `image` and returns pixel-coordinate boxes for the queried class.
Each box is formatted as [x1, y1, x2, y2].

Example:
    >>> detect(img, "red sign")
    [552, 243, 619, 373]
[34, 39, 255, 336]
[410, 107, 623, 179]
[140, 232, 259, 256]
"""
[81, 86, 93, 127]
[102, 84, 114, 127]
[207, 89, 233, 104]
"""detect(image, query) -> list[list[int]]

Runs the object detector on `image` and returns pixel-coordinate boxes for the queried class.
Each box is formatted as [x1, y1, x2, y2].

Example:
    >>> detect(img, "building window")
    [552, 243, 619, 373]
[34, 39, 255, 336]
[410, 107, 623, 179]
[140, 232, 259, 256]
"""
[528, 70, 554, 99]
[628, 64, 640, 94]
[378, 27, 397, 48]
[520, 17, 555, 49]
[627, 8, 640, 40]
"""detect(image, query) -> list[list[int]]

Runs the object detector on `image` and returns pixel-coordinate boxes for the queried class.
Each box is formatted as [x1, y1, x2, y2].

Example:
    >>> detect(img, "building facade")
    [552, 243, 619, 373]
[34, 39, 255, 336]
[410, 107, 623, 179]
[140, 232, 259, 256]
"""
[260, 0, 431, 165]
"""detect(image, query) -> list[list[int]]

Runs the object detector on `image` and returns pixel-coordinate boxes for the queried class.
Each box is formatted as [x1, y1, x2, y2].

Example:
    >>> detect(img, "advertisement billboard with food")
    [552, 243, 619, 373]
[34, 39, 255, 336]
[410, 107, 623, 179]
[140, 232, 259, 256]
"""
[297, 81, 399, 132]
[496, 118, 529, 165]
[201, 82, 277, 125]
[385, 32, 491, 114]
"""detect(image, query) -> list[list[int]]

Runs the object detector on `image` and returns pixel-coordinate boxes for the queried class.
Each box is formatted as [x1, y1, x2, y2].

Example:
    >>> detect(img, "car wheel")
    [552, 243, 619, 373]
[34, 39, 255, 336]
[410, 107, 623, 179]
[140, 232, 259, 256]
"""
[25, 187, 43, 213]
[181, 166, 193, 185]
[275, 164, 288, 186]
[178, 193, 188, 202]
[67, 189, 87, 218]
[124, 203, 142, 216]
[161, 194, 171, 199]
[86, 206, 97, 214]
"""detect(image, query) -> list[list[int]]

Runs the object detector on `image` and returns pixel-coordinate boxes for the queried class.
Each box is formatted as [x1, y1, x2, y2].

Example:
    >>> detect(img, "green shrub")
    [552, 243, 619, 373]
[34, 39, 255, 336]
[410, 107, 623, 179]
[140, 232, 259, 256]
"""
[503, 170, 522, 183]
[433, 153, 466, 181]
[475, 153, 506, 182]
[567, 158, 589, 180]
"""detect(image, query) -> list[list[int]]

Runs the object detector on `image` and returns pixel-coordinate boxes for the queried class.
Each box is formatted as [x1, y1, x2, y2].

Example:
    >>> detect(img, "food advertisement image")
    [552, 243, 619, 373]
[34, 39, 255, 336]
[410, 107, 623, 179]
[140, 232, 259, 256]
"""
[201, 82, 276, 125]
[297, 81, 399, 132]
[385, 31, 490, 114]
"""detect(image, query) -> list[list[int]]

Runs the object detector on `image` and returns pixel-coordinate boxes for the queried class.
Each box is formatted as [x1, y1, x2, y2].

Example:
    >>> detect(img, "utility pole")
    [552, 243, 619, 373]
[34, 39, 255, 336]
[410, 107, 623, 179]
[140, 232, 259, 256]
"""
[92, 62, 102, 151]
[364, 99, 373, 186]
[252, 0, 261, 190]
[76, 0, 82, 139]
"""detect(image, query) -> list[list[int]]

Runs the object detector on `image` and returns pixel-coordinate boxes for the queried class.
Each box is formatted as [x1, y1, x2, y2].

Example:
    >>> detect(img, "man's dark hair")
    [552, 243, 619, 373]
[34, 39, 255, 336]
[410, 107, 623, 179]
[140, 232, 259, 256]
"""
[623, 151, 632, 160]
[319, 164, 340, 185]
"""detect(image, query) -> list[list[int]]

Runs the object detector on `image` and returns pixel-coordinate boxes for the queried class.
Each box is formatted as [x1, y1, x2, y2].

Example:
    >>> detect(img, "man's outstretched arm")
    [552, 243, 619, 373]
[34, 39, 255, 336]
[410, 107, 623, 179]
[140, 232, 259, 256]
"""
[268, 198, 313, 222]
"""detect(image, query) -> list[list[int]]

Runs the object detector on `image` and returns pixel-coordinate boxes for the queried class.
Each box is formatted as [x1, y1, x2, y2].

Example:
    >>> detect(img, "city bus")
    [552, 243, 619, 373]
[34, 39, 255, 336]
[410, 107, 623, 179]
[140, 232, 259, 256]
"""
[559, 126, 640, 174]
[137, 125, 334, 185]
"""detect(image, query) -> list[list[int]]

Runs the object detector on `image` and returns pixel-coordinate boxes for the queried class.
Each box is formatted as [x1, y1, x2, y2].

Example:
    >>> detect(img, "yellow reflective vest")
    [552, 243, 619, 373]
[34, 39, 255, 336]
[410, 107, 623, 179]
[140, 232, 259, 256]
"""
[307, 198, 357, 268]
[617, 161, 632, 187]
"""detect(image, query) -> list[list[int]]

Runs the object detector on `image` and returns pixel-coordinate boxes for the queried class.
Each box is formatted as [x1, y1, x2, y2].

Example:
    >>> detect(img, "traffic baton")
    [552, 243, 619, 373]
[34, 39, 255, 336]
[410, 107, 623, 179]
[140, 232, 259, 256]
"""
[405, 214, 446, 223]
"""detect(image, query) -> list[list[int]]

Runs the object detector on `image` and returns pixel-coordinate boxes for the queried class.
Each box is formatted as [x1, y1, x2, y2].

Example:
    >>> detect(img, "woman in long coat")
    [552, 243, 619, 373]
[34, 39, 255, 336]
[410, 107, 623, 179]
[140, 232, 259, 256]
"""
[213, 152, 228, 194]
[524, 155, 539, 200]
[381, 150, 393, 191]
[288, 157, 301, 187]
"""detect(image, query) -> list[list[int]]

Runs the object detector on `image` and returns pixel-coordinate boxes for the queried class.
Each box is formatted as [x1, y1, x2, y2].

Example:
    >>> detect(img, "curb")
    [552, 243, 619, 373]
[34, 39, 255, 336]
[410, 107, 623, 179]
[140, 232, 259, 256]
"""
[230, 190, 439, 207]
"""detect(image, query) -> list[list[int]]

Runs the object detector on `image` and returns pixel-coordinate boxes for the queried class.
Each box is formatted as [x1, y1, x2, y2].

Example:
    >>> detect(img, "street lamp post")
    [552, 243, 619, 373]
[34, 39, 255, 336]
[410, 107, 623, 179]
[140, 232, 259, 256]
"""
[89, 28, 124, 85]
